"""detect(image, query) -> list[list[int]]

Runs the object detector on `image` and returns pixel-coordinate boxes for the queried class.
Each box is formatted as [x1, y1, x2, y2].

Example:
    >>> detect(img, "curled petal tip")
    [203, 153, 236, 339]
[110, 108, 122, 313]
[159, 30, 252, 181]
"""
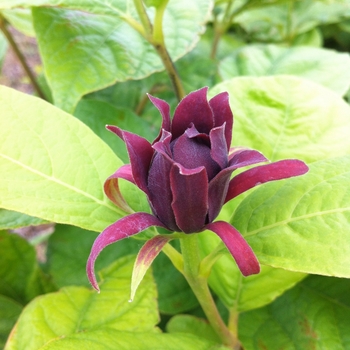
[86, 213, 167, 293]
[206, 221, 260, 277]
[86, 255, 100, 292]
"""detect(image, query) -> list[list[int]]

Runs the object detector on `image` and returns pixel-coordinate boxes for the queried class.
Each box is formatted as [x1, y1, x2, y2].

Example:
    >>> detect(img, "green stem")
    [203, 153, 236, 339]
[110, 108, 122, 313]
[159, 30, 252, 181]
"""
[132, 0, 184, 101]
[153, 43, 185, 101]
[133, 0, 153, 39]
[180, 235, 237, 348]
[228, 309, 240, 348]
[162, 242, 184, 273]
[0, 15, 47, 100]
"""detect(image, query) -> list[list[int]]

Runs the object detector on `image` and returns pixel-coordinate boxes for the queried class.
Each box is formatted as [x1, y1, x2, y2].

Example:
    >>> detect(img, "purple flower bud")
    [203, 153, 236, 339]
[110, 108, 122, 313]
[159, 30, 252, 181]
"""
[87, 87, 309, 288]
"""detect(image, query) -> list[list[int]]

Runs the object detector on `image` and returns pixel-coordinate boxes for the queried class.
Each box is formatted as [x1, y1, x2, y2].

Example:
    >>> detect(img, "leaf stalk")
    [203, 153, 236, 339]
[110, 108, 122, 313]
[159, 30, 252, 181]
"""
[0, 15, 47, 100]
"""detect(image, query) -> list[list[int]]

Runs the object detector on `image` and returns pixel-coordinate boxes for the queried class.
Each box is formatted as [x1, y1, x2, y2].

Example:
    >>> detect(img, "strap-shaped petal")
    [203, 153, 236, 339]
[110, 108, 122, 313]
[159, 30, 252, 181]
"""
[148, 141, 179, 232]
[148, 94, 171, 142]
[209, 124, 228, 169]
[104, 164, 134, 213]
[228, 148, 268, 168]
[172, 87, 214, 139]
[209, 91, 233, 149]
[130, 235, 172, 302]
[170, 163, 209, 233]
[207, 149, 266, 222]
[225, 159, 309, 203]
[86, 212, 167, 292]
[205, 221, 260, 276]
[107, 125, 153, 195]
[208, 168, 232, 223]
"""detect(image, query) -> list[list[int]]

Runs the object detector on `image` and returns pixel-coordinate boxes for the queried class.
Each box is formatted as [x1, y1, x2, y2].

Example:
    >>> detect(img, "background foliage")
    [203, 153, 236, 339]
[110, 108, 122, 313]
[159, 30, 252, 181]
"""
[1, 0, 350, 349]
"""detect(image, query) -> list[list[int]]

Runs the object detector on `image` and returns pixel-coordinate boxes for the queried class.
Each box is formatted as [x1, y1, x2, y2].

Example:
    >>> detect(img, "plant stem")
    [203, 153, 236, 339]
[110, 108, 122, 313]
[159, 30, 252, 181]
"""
[132, 0, 185, 101]
[0, 15, 46, 100]
[133, 0, 153, 40]
[180, 235, 238, 348]
[153, 43, 185, 101]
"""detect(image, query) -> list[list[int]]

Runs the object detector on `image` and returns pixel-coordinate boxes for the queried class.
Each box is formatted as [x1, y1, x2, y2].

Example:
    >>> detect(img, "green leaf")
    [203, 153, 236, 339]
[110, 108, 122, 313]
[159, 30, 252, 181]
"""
[209, 76, 350, 163]
[38, 331, 225, 350]
[234, 0, 350, 43]
[0, 231, 55, 304]
[5, 256, 219, 350]
[0, 85, 124, 232]
[219, 45, 350, 96]
[233, 156, 350, 278]
[74, 99, 157, 163]
[0, 209, 47, 230]
[292, 27, 323, 47]
[166, 314, 221, 344]
[28, 0, 211, 112]
[239, 275, 350, 349]
[0, 296, 22, 349]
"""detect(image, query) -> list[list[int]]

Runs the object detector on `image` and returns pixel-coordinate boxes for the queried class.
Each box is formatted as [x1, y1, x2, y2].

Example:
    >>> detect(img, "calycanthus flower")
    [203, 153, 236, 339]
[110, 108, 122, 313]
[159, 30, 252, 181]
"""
[87, 87, 308, 293]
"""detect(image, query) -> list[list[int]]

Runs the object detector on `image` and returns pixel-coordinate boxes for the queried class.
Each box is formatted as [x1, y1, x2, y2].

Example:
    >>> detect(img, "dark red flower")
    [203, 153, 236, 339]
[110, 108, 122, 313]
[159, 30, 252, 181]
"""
[87, 87, 308, 290]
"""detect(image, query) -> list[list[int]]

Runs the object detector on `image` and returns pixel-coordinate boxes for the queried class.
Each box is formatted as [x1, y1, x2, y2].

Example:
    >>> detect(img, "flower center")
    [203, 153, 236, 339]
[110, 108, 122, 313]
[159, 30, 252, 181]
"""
[171, 135, 220, 180]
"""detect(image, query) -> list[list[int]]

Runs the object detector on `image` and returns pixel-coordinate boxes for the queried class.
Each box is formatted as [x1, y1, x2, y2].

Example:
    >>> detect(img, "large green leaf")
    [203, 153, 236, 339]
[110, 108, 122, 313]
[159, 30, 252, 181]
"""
[219, 45, 350, 96]
[239, 275, 350, 349]
[210, 76, 350, 163]
[0, 85, 123, 232]
[0, 231, 56, 305]
[233, 156, 350, 277]
[24, 0, 212, 112]
[5, 256, 220, 350]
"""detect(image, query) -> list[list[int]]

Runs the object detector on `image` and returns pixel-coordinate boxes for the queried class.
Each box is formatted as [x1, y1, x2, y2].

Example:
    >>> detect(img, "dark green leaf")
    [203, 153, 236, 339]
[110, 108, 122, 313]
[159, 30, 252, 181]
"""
[239, 275, 350, 349]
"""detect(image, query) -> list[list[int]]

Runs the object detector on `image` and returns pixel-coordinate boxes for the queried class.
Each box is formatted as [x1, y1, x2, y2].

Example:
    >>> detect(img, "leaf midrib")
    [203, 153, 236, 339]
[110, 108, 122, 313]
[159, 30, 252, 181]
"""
[244, 206, 350, 238]
[0, 152, 122, 215]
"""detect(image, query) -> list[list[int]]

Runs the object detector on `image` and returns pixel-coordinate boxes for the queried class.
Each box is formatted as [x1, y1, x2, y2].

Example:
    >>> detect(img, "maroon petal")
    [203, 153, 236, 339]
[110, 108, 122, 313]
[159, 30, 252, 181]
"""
[209, 92, 233, 149]
[104, 164, 134, 212]
[205, 221, 260, 276]
[130, 235, 172, 301]
[207, 149, 267, 222]
[107, 125, 153, 195]
[172, 87, 214, 139]
[229, 148, 268, 169]
[209, 124, 228, 169]
[148, 144, 179, 232]
[148, 94, 171, 142]
[86, 212, 167, 291]
[170, 164, 209, 233]
[225, 159, 309, 203]
[208, 168, 232, 223]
